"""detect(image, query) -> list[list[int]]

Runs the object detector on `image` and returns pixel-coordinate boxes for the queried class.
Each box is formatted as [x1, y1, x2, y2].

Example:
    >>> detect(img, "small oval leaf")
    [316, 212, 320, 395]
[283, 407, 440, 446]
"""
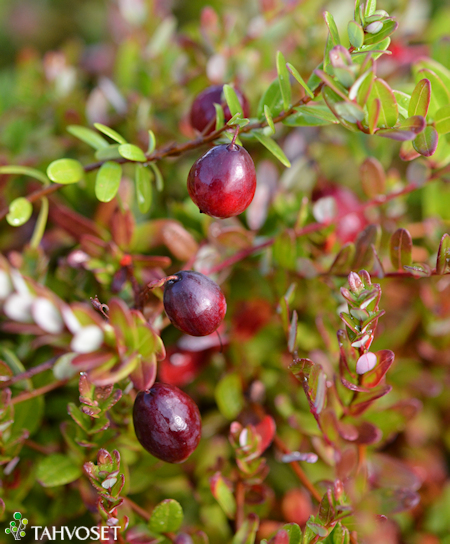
[436, 233, 450, 275]
[368, 79, 398, 128]
[253, 131, 291, 167]
[47, 158, 84, 184]
[286, 63, 314, 98]
[95, 161, 122, 202]
[435, 105, 450, 135]
[6, 197, 33, 227]
[223, 84, 243, 118]
[348, 20, 364, 48]
[390, 228, 412, 270]
[94, 123, 127, 144]
[67, 125, 109, 150]
[413, 126, 438, 157]
[118, 144, 147, 162]
[135, 164, 152, 214]
[37, 454, 82, 487]
[408, 79, 431, 117]
[276, 51, 292, 110]
[149, 499, 183, 533]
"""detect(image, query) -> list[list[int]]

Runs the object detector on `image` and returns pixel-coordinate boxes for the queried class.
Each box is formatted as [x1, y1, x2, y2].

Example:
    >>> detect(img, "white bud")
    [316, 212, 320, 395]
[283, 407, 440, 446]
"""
[71, 325, 104, 354]
[0, 270, 12, 300]
[4, 293, 34, 322]
[32, 298, 63, 334]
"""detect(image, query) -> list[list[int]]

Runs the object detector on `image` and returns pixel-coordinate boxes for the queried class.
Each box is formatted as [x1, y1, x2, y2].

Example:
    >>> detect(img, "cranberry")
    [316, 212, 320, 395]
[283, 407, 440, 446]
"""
[163, 271, 226, 336]
[190, 84, 250, 134]
[133, 383, 201, 463]
[187, 143, 256, 218]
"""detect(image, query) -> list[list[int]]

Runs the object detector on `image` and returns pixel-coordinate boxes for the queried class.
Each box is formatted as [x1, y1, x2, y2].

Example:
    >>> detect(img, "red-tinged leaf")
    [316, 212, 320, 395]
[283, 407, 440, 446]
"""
[306, 520, 329, 537]
[254, 415, 276, 454]
[323, 87, 359, 132]
[71, 351, 115, 371]
[129, 355, 157, 391]
[376, 487, 420, 515]
[319, 409, 340, 442]
[367, 79, 398, 128]
[356, 69, 374, 106]
[352, 224, 381, 270]
[435, 105, 450, 135]
[367, 97, 380, 133]
[329, 243, 355, 274]
[360, 157, 385, 198]
[408, 79, 431, 117]
[318, 489, 335, 525]
[290, 358, 327, 414]
[233, 513, 259, 544]
[413, 126, 438, 157]
[417, 69, 450, 115]
[336, 419, 359, 441]
[269, 530, 289, 544]
[390, 228, 412, 270]
[361, 349, 395, 388]
[354, 421, 382, 444]
[368, 453, 422, 491]
[377, 115, 426, 141]
[348, 384, 392, 415]
[436, 233, 450, 275]
[109, 298, 138, 350]
[288, 310, 298, 353]
[210, 472, 236, 518]
[363, 20, 398, 45]
[88, 353, 139, 386]
[399, 140, 420, 161]
[314, 69, 348, 101]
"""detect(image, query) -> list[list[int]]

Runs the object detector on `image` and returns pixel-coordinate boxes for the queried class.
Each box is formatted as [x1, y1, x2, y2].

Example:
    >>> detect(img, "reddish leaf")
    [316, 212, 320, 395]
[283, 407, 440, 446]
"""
[129, 356, 157, 390]
[329, 243, 355, 274]
[390, 228, 412, 271]
[254, 415, 276, 454]
[399, 140, 421, 161]
[360, 157, 385, 198]
[72, 350, 115, 371]
[269, 530, 289, 544]
[360, 349, 395, 388]
[354, 421, 382, 444]
[377, 115, 426, 141]
[413, 126, 438, 157]
[290, 358, 327, 414]
[352, 224, 381, 270]
[368, 453, 421, 491]
[348, 384, 392, 416]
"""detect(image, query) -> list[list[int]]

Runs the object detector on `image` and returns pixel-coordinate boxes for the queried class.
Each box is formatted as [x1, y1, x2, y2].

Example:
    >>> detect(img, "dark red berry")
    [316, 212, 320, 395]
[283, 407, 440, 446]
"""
[133, 382, 201, 463]
[187, 143, 256, 218]
[163, 270, 226, 336]
[190, 84, 250, 134]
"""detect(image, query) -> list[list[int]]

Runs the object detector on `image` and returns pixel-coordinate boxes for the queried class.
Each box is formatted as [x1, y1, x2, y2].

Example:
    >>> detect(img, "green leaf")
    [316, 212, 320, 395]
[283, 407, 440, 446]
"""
[0, 165, 49, 185]
[47, 158, 84, 184]
[149, 499, 183, 533]
[232, 515, 259, 544]
[329, 243, 356, 274]
[257, 79, 284, 118]
[95, 144, 123, 161]
[12, 395, 44, 437]
[253, 131, 291, 167]
[118, 144, 147, 162]
[215, 373, 244, 420]
[285, 104, 338, 127]
[149, 162, 164, 191]
[306, 520, 329, 537]
[37, 454, 82, 487]
[94, 123, 127, 144]
[363, 20, 398, 45]
[367, 78, 398, 128]
[352, 224, 381, 270]
[413, 126, 438, 157]
[416, 69, 450, 115]
[367, 98, 380, 134]
[264, 105, 275, 134]
[286, 63, 314, 98]
[6, 197, 33, 227]
[276, 51, 292, 111]
[135, 164, 152, 213]
[323, 11, 341, 46]
[95, 161, 122, 202]
[283, 523, 302, 544]
[408, 79, 431, 117]
[436, 233, 450, 275]
[147, 130, 156, 154]
[223, 84, 243, 118]
[314, 69, 348, 101]
[360, 157, 385, 198]
[347, 21, 364, 48]
[376, 115, 426, 141]
[30, 196, 49, 249]
[365, 0, 377, 17]
[214, 103, 225, 131]
[435, 105, 450, 135]
[354, 69, 374, 106]
[211, 473, 236, 519]
[390, 228, 412, 270]
[393, 90, 411, 118]
[67, 125, 109, 150]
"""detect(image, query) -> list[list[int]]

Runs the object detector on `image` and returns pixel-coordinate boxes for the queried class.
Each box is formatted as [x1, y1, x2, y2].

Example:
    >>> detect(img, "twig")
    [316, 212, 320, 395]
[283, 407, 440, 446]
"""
[273, 434, 322, 502]
[1, 357, 57, 388]
[11, 379, 68, 404]
[235, 480, 245, 531]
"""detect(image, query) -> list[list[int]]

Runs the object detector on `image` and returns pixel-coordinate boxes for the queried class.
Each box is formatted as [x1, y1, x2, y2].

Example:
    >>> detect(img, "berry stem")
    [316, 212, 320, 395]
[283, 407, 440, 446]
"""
[230, 125, 240, 147]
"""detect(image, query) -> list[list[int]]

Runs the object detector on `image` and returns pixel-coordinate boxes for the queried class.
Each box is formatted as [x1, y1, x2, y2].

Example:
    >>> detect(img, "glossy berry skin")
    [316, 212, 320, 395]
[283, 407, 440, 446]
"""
[190, 84, 250, 134]
[163, 271, 226, 336]
[133, 382, 201, 463]
[187, 144, 256, 218]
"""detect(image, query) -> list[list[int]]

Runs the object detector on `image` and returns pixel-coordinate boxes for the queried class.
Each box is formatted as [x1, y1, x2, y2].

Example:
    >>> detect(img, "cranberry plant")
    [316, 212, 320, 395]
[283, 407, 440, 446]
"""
[1, 0, 450, 542]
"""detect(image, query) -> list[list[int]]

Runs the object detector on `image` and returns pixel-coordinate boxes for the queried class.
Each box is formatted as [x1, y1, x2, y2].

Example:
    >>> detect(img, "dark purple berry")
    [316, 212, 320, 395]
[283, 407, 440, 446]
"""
[133, 382, 201, 464]
[190, 84, 250, 134]
[163, 271, 226, 336]
[187, 143, 256, 218]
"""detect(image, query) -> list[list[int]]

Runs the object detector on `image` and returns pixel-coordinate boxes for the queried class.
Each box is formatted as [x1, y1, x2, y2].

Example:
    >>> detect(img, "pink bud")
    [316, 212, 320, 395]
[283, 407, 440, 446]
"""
[356, 352, 377, 374]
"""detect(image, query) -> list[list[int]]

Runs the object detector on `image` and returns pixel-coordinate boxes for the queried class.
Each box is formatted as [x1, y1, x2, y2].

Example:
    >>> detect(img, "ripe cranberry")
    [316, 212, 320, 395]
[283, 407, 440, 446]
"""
[163, 270, 227, 336]
[190, 84, 250, 134]
[312, 185, 368, 244]
[133, 382, 201, 463]
[187, 143, 256, 218]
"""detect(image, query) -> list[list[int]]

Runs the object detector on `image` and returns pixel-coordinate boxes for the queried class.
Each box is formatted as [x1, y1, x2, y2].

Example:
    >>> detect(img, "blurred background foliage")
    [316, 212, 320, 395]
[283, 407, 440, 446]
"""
[1, 0, 450, 543]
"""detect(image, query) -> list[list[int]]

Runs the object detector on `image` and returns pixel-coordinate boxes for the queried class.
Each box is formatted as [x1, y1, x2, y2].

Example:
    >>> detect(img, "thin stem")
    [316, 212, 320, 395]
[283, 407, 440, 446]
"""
[24, 438, 59, 455]
[273, 435, 322, 502]
[11, 379, 68, 404]
[123, 497, 151, 522]
[235, 480, 245, 530]
[1, 357, 57, 388]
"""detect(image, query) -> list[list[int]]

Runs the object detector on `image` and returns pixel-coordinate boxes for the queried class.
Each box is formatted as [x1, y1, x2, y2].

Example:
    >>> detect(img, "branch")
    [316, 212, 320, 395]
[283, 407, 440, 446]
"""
[11, 379, 68, 405]
[1, 357, 57, 388]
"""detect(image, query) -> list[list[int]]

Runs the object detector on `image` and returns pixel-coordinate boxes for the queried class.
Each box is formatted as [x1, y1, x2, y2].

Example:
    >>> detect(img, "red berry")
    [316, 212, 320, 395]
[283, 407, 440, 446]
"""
[163, 271, 227, 336]
[133, 383, 201, 463]
[187, 143, 256, 218]
[190, 84, 250, 134]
